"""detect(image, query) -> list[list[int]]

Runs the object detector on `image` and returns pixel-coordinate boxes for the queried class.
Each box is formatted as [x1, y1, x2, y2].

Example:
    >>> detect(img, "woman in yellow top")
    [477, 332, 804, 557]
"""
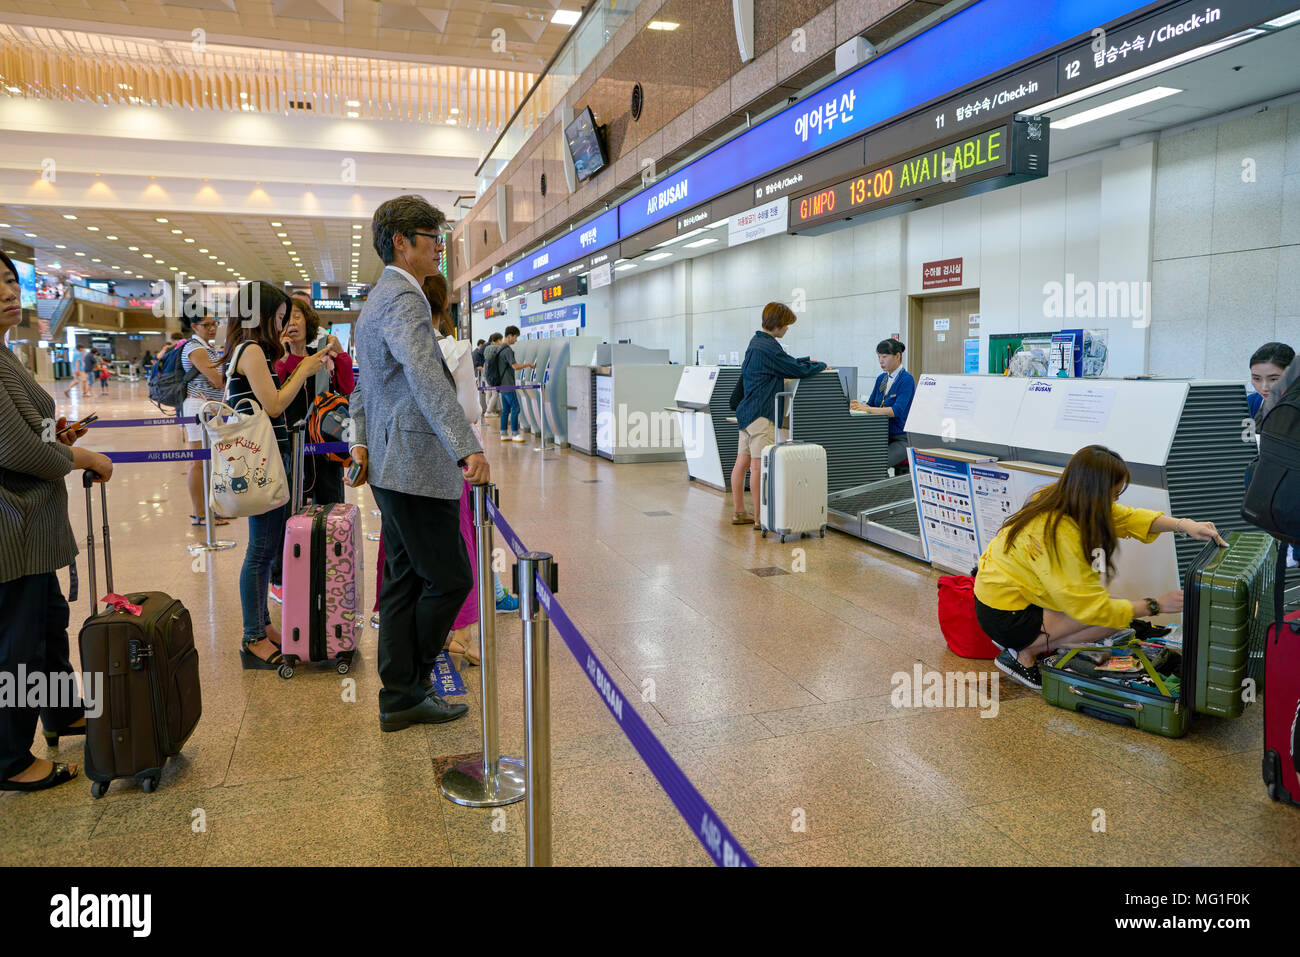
[974, 445, 1226, 690]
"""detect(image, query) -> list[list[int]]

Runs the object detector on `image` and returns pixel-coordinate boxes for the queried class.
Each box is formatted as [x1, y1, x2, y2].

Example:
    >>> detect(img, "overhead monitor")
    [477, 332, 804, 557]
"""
[565, 107, 608, 182]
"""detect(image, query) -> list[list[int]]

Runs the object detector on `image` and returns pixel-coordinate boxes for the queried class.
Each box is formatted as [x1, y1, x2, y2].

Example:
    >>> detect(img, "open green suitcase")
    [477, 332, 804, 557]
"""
[1040, 531, 1277, 738]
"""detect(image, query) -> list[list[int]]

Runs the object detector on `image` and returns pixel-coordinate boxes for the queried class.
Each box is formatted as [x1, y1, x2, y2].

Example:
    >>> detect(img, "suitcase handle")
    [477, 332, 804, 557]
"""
[1067, 684, 1143, 711]
[774, 390, 795, 442]
[82, 469, 114, 613]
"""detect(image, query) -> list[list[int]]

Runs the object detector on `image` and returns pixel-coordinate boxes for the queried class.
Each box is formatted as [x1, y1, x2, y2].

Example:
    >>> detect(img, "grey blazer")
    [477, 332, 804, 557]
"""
[349, 267, 482, 500]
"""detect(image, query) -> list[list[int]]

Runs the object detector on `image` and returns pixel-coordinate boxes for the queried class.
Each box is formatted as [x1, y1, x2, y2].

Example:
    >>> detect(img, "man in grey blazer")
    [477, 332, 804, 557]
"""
[346, 195, 489, 731]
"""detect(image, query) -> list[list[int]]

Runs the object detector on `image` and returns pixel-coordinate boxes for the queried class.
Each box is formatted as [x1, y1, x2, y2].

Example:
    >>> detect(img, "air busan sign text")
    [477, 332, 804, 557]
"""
[646, 180, 688, 215]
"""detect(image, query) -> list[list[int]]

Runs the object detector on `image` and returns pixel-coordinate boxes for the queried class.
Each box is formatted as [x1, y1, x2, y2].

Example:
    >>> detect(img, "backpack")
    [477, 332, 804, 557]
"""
[484, 347, 506, 387]
[307, 391, 352, 466]
[1243, 363, 1300, 544]
[149, 340, 203, 413]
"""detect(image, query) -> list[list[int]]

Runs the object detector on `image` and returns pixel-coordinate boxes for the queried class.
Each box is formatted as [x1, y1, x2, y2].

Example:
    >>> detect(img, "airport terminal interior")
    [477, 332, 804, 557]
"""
[3, 0, 1300, 870]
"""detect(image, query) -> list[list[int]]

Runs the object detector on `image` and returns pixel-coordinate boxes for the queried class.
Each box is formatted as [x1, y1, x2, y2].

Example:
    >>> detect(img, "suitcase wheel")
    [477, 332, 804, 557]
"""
[278, 662, 295, 680]
[336, 660, 351, 675]
[779, 534, 788, 544]
[139, 774, 159, 794]
[760, 530, 767, 539]
[90, 781, 109, 799]
[819, 527, 826, 538]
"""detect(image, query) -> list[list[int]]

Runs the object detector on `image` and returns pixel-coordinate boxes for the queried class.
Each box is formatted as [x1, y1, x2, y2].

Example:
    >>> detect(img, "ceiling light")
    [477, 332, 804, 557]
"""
[346, 111, 360, 119]
[91, 258, 101, 263]
[185, 238, 195, 243]
[615, 263, 638, 272]
[199, 248, 208, 253]
[118, 83, 131, 91]
[648, 20, 680, 30]
[270, 222, 282, 227]
[683, 238, 718, 249]
[352, 225, 363, 230]
[0, 224, 7, 228]
[155, 217, 168, 223]
[654, 227, 707, 248]
[105, 235, 117, 240]
[23, 233, 35, 237]
[217, 261, 225, 265]
[63, 214, 77, 220]
[209, 255, 217, 259]
[142, 253, 153, 258]
[1050, 86, 1182, 130]
[74, 251, 85, 257]
[239, 92, 248, 100]
[645, 252, 672, 261]
[86, 226, 99, 231]
[282, 241, 292, 246]
[155, 259, 165, 264]
[55, 244, 66, 249]
[128, 246, 139, 251]
[276, 232, 287, 237]
[170, 229, 182, 234]
[5, 85, 20, 94]
[552, 9, 580, 26]
[346, 100, 360, 108]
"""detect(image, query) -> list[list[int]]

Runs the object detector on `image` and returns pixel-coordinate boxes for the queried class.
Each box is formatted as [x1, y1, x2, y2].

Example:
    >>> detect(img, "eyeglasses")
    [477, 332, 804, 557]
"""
[411, 231, 447, 250]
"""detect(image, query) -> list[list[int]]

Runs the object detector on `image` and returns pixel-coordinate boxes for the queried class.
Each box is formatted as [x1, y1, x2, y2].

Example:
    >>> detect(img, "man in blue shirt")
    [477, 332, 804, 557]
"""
[731, 302, 827, 525]
[851, 338, 915, 473]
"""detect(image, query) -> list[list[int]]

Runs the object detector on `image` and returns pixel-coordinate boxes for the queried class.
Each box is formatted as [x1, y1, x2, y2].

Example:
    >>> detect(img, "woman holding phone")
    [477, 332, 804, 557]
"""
[0, 251, 114, 791]
[219, 282, 335, 669]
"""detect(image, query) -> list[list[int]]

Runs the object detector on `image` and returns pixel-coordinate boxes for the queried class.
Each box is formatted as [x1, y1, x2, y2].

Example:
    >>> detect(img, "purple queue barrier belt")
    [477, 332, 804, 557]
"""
[105, 442, 349, 463]
[485, 497, 756, 868]
[479, 384, 542, 392]
[87, 416, 185, 428]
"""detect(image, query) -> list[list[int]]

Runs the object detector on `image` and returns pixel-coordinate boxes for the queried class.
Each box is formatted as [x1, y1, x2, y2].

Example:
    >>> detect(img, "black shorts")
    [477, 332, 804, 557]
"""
[974, 597, 1045, 652]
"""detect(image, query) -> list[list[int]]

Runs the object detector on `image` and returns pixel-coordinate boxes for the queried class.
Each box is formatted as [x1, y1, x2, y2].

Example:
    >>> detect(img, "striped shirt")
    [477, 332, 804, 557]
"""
[0, 345, 77, 583]
[181, 336, 224, 402]
[735, 330, 827, 431]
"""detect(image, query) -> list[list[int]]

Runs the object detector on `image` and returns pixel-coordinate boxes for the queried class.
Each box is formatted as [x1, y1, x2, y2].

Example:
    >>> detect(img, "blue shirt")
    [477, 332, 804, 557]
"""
[1248, 390, 1263, 418]
[735, 330, 827, 431]
[868, 368, 915, 437]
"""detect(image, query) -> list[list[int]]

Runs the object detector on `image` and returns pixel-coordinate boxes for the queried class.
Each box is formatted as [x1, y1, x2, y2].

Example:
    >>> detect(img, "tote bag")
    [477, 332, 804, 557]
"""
[199, 342, 290, 517]
[440, 336, 482, 426]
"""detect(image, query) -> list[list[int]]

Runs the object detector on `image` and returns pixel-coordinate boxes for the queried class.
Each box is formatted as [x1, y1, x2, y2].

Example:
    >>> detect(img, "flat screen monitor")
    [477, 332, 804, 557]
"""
[564, 107, 608, 183]
[329, 323, 352, 355]
[14, 260, 36, 309]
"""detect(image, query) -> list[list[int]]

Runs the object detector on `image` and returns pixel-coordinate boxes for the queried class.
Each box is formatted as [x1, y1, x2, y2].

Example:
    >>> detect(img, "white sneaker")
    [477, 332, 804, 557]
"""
[512, 434, 525, 443]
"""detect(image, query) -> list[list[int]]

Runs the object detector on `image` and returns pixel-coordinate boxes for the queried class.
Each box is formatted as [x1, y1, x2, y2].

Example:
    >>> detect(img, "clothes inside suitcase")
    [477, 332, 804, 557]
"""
[1040, 531, 1276, 738]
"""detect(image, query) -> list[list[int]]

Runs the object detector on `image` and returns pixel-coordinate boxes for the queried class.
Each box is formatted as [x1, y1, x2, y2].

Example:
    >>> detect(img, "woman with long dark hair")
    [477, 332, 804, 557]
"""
[220, 282, 334, 668]
[974, 445, 1226, 690]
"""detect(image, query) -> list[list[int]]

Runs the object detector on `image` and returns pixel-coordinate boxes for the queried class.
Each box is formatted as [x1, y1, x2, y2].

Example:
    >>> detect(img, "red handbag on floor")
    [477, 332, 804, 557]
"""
[937, 575, 1000, 659]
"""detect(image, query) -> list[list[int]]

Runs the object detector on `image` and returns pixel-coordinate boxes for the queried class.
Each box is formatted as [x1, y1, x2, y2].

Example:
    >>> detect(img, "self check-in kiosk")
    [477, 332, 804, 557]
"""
[566, 343, 684, 463]
[671, 366, 732, 490]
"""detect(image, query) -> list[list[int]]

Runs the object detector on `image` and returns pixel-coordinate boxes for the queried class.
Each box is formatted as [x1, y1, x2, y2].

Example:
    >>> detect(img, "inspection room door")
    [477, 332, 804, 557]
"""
[908, 291, 980, 375]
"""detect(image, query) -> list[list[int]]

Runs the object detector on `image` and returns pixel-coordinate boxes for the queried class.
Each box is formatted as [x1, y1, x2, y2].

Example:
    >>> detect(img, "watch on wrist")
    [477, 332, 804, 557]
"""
[1144, 597, 1160, 616]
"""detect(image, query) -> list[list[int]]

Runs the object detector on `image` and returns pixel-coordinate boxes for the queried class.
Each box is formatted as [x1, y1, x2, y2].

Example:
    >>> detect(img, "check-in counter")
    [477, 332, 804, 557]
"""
[671, 366, 730, 489]
[587, 344, 684, 463]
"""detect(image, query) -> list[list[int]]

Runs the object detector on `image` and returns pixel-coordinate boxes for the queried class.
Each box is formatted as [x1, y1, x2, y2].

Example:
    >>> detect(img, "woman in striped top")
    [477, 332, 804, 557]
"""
[0, 251, 115, 792]
[219, 281, 332, 669]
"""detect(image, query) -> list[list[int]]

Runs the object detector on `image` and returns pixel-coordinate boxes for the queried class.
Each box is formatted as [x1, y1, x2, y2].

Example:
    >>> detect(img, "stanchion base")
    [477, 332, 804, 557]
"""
[187, 540, 238, 553]
[440, 756, 526, 807]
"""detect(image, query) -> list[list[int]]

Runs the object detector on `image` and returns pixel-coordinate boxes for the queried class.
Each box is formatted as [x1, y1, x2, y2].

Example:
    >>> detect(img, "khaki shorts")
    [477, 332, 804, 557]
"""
[737, 416, 774, 460]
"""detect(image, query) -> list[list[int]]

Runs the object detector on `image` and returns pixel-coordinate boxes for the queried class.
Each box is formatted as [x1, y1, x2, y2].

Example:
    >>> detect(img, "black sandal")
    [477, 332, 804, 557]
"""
[1, 762, 79, 792]
[240, 640, 284, 671]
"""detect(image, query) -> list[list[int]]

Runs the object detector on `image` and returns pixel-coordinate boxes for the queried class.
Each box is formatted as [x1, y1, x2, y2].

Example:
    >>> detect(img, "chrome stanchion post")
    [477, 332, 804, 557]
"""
[519, 550, 554, 866]
[440, 482, 525, 808]
[188, 413, 236, 555]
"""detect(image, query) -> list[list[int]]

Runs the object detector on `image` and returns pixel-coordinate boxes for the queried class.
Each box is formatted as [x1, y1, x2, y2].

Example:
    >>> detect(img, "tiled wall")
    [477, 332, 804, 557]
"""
[1149, 104, 1300, 379]
[454, 0, 942, 288]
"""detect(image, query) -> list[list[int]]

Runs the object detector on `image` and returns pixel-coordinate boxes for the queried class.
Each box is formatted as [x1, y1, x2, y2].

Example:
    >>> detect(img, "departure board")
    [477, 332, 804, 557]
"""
[789, 117, 1047, 230]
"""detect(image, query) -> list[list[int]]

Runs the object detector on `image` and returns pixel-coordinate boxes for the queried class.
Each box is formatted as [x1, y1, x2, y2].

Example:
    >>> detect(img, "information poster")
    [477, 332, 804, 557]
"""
[970, 465, 1015, 548]
[911, 451, 982, 573]
[595, 375, 614, 458]
[1056, 385, 1116, 432]
[963, 338, 980, 374]
[942, 378, 981, 420]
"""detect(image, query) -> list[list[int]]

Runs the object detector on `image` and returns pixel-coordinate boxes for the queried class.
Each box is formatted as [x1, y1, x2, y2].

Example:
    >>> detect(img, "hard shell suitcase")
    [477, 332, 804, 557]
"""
[759, 390, 827, 543]
[1262, 548, 1300, 807]
[77, 472, 202, 798]
[280, 502, 362, 677]
[1040, 531, 1277, 738]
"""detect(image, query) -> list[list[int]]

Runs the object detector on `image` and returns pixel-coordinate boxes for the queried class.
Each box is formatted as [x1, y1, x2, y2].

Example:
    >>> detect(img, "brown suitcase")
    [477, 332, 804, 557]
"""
[78, 471, 202, 797]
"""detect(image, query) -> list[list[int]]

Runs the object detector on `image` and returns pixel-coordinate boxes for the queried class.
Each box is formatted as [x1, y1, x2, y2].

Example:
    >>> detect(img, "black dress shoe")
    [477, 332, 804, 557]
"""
[379, 694, 468, 732]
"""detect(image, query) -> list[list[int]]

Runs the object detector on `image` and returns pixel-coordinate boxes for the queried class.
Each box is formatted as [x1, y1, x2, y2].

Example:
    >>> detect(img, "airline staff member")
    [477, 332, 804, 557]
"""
[851, 339, 915, 471]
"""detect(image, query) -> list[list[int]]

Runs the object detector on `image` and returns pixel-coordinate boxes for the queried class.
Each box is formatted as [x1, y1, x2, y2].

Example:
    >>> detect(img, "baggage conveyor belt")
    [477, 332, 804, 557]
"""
[827, 474, 926, 559]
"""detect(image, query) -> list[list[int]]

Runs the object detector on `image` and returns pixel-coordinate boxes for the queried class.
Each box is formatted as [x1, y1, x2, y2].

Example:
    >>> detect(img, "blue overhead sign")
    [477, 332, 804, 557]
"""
[520, 303, 585, 333]
[616, 0, 1159, 236]
[471, 209, 618, 304]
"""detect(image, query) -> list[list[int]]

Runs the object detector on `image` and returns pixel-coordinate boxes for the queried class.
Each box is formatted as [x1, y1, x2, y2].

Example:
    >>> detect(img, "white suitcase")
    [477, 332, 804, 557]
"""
[759, 390, 827, 543]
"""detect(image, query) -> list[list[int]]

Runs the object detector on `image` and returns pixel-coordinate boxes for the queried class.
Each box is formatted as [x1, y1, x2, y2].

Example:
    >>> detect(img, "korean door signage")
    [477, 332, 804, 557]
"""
[923, 258, 963, 289]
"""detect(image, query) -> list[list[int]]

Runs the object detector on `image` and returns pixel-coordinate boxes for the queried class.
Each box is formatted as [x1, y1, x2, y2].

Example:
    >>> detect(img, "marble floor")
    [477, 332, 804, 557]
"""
[3, 377, 1297, 866]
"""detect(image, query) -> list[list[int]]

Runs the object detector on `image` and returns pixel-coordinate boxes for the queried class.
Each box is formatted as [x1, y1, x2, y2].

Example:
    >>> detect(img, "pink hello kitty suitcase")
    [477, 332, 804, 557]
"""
[279, 502, 362, 678]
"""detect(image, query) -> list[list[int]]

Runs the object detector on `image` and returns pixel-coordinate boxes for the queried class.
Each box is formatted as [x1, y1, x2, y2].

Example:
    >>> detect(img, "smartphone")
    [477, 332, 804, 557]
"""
[344, 460, 363, 484]
[57, 412, 99, 435]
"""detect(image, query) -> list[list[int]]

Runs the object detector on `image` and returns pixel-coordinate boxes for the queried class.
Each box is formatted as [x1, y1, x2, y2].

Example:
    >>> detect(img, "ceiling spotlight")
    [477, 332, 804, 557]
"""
[128, 245, 139, 251]
[276, 232, 287, 237]
[55, 244, 66, 249]
[63, 214, 77, 220]
[74, 251, 85, 257]
[208, 255, 217, 259]
[199, 248, 208, 253]
[91, 258, 101, 263]
[86, 226, 100, 231]
[185, 238, 195, 243]
[155, 217, 168, 223]
[105, 235, 117, 240]
[24, 232, 35, 237]
[281, 240, 292, 246]
[142, 253, 153, 258]
[352, 225, 362, 230]
[170, 228, 182, 234]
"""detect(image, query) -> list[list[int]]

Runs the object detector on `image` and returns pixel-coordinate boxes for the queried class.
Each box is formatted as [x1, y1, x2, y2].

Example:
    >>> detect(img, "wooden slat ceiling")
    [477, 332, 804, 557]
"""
[0, 23, 536, 125]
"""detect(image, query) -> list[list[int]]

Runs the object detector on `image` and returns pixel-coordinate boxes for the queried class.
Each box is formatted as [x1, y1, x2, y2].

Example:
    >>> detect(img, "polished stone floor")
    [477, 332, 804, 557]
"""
[3, 377, 1297, 866]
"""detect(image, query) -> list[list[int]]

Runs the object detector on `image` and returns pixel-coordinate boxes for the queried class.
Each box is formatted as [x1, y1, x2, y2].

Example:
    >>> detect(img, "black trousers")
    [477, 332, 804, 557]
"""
[0, 572, 83, 780]
[887, 435, 909, 471]
[370, 485, 472, 713]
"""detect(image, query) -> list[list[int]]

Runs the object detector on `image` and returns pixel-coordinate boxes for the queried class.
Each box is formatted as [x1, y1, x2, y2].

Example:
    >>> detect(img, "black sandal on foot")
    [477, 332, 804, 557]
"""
[1, 762, 79, 792]
[240, 641, 284, 671]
